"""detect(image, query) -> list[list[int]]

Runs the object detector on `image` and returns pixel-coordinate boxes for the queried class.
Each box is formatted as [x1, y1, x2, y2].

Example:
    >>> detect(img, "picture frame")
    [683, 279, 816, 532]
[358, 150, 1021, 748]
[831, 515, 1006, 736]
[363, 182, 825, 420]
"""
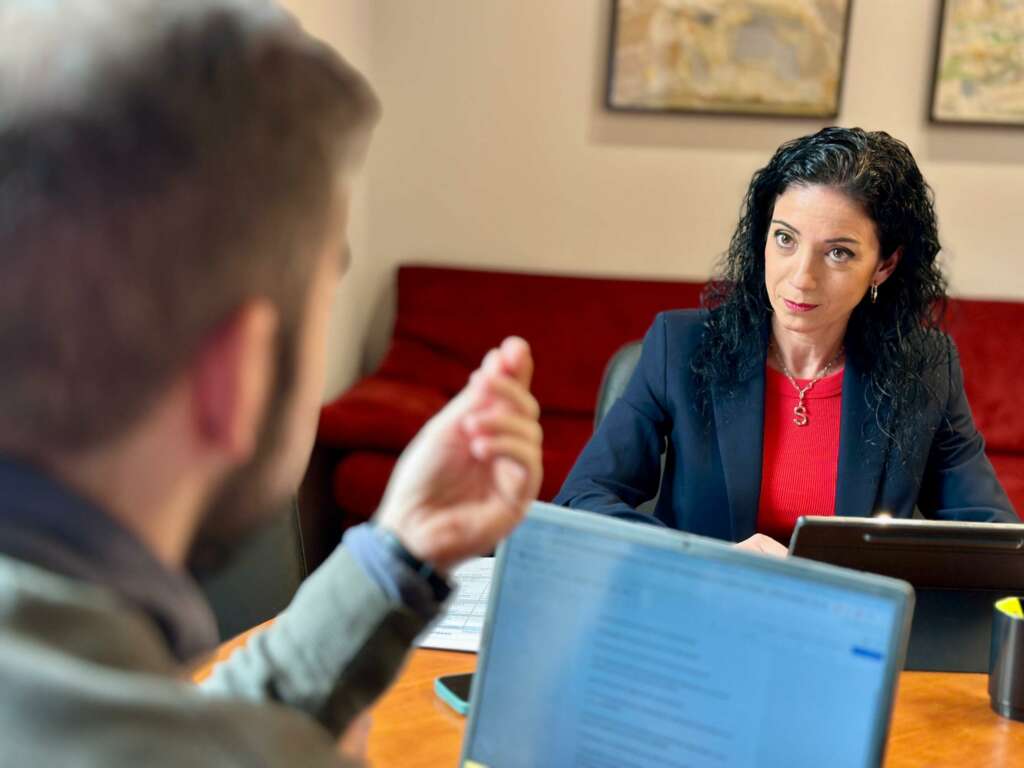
[605, 0, 854, 119]
[930, 0, 1024, 127]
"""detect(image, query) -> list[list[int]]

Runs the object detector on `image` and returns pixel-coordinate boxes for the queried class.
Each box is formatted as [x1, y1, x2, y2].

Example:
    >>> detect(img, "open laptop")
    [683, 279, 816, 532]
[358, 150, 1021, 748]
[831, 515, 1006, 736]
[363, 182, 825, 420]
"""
[460, 503, 914, 768]
[790, 515, 1024, 673]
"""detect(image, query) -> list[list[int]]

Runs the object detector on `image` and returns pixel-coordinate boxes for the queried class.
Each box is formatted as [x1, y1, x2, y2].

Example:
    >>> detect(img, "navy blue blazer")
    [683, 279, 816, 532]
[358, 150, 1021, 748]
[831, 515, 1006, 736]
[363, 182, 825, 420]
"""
[555, 310, 1018, 541]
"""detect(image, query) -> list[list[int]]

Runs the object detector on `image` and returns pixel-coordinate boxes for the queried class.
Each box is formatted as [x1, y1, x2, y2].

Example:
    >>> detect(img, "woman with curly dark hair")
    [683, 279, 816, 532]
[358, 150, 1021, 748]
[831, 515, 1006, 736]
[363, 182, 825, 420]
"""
[555, 127, 1017, 554]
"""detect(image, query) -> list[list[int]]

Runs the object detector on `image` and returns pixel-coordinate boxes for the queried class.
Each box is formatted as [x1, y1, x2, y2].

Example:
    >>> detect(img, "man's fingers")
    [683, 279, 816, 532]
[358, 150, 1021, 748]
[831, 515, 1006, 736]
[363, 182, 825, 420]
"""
[471, 371, 540, 420]
[417, 382, 480, 438]
[498, 336, 533, 389]
[427, 362, 539, 446]
[481, 348, 503, 375]
[490, 457, 534, 531]
[468, 434, 542, 485]
[463, 410, 543, 445]
[495, 456, 543, 508]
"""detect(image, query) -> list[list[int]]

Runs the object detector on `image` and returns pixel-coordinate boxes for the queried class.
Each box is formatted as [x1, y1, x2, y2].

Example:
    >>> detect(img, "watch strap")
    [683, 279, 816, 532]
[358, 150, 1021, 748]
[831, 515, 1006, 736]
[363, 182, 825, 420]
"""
[372, 524, 452, 603]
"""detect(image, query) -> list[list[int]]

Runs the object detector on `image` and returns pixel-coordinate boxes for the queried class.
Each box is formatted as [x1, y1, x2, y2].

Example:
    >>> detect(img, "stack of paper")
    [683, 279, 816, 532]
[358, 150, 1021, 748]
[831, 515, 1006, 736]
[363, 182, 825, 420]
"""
[416, 557, 494, 652]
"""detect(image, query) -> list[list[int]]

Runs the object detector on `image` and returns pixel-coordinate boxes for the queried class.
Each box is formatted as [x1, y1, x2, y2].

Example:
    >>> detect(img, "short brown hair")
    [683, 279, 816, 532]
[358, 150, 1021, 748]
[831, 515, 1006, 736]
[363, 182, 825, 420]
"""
[0, 1, 378, 458]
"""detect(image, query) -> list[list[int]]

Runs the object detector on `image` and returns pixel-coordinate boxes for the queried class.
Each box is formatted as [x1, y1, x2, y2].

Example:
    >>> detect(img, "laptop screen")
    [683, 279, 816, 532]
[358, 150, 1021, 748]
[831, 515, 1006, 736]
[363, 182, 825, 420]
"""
[462, 505, 910, 768]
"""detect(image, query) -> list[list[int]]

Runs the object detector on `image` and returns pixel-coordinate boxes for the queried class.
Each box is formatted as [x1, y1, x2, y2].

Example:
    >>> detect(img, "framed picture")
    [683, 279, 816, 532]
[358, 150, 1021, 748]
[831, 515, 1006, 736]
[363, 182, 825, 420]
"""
[931, 0, 1024, 126]
[605, 0, 853, 118]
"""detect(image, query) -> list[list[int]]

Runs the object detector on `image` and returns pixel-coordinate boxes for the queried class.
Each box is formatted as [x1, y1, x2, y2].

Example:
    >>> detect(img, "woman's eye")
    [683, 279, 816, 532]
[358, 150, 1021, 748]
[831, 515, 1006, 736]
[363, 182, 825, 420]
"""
[774, 231, 794, 248]
[827, 247, 853, 263]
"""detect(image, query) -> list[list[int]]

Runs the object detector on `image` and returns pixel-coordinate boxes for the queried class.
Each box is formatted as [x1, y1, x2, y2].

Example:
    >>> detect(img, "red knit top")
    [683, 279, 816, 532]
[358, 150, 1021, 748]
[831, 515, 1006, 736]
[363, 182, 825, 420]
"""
[757, 365, 845, 544]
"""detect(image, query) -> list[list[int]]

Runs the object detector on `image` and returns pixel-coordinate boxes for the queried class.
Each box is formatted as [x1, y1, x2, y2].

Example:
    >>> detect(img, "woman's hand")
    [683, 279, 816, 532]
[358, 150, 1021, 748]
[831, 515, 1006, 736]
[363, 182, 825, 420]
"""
[374, 337, 543, 573]
[734, 533, 788, 557]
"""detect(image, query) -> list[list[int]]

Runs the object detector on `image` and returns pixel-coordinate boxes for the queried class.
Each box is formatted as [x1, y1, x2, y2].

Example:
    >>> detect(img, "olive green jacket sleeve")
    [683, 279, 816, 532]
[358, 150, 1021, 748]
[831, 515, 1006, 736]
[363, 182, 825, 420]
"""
[200, 544, 434, 737]
[0, 546, 435, 768]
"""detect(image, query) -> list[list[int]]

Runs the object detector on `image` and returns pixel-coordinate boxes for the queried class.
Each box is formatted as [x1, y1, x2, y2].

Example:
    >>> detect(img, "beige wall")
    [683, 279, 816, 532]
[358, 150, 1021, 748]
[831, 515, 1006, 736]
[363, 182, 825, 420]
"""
[284, 0, 375, 398]
[294, 0, 1024, 398]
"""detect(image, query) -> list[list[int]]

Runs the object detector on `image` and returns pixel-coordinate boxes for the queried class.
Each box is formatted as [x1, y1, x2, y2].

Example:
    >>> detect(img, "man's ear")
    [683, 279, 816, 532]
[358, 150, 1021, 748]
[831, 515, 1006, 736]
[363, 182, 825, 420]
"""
[873, 247, 902, 286]
[191, 300, 279, 462]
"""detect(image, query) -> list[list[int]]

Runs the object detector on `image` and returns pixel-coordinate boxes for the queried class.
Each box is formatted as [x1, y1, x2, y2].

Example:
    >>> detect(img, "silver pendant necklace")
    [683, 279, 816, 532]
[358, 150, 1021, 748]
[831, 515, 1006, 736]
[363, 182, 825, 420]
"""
[771, 342, 843, 427]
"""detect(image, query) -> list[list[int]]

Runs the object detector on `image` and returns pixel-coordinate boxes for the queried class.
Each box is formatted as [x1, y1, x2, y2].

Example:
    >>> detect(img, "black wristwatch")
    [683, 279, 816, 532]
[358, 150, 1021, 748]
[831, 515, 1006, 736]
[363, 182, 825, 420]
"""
[372, 524, 452, 603]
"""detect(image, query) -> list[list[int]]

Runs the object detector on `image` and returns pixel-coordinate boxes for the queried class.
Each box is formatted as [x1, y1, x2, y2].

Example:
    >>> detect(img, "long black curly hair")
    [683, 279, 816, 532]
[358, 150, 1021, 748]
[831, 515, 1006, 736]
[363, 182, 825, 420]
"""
[692, 127, 949, 458]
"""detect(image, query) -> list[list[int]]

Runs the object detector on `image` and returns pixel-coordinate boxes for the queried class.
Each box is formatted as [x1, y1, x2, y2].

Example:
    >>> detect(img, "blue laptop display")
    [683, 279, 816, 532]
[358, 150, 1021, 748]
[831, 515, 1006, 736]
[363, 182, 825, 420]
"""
[460, 503, 914, 768]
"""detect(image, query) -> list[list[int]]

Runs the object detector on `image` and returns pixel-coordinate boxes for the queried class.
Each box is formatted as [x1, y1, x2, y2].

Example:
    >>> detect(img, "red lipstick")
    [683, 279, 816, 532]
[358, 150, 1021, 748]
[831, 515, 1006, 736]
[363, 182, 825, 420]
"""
[784, 299, 819, 313]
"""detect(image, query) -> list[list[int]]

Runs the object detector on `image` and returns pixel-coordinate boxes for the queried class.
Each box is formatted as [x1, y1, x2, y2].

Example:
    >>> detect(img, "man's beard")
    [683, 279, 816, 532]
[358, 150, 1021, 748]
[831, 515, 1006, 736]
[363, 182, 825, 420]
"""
[186, 329, 300, 580]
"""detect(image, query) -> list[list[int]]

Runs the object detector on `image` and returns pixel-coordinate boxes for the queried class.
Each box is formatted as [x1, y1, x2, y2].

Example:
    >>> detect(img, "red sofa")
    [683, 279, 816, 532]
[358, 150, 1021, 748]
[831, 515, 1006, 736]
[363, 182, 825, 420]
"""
[314, 265, 702, 534]
[311, 264, 1024, 552]
[943, 298, 1024, 515]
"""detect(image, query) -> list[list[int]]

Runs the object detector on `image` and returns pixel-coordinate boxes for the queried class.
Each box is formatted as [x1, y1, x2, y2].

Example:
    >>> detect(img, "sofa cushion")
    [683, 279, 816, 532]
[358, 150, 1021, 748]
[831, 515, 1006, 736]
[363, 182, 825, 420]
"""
[946, 298, 1024, 453]
[331, 451, 398, 524]
[329, 413, 597, 525]
[318, 378, 447, 452]
[377, 265, 706, 416]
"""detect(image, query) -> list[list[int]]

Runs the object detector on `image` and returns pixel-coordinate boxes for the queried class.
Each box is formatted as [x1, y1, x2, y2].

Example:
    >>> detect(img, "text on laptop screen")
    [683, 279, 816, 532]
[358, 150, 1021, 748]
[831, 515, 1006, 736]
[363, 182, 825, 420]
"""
[463, 516, 903, 768]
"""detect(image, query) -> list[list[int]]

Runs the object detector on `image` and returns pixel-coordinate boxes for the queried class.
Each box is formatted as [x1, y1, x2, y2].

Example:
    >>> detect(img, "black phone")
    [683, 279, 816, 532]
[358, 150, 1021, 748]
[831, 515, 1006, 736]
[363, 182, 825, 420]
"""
[433, 672, 474, 715]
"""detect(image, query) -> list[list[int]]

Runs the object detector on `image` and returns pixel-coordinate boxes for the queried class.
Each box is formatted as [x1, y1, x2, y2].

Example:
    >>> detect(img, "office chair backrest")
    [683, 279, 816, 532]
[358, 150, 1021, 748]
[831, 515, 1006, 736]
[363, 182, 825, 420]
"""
[594, 341, 642, 429]
[593, 340, 662, 516]
[199, 498, 307, 639]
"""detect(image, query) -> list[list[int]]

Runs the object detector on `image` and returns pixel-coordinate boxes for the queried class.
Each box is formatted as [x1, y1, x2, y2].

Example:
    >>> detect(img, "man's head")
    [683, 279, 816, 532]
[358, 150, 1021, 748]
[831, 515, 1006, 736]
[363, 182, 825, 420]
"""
[0, 1, 377, 567]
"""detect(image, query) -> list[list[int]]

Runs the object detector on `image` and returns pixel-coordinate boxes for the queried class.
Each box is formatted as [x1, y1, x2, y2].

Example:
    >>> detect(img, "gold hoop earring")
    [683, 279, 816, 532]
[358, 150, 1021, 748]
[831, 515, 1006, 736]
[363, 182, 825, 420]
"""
[871, 283, 879, 304]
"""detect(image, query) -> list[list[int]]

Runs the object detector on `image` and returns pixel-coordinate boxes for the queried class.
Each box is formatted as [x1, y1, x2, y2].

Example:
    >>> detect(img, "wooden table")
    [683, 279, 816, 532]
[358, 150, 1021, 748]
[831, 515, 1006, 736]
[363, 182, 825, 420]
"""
[367, 649, 475, 767]
[366, 652, 1024, 768]
[195, 632, 1024, 767]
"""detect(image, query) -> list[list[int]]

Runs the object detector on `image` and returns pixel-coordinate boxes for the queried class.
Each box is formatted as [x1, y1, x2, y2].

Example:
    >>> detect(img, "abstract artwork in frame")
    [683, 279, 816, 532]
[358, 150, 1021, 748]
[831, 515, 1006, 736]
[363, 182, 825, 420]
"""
[606, 0, 853, 118]
[931, 0, 1024, 126]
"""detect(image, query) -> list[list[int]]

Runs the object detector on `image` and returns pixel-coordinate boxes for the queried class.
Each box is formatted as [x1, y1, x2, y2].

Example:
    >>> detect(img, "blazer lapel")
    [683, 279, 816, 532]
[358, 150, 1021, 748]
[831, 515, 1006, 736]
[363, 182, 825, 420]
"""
[712, 353, 767, 542]
[835, 356, 887, 518]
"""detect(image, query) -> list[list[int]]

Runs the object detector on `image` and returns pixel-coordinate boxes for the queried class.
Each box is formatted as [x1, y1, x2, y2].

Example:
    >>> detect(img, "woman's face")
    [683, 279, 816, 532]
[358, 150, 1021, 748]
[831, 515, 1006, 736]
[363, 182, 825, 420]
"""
[764, 183, 897, 341]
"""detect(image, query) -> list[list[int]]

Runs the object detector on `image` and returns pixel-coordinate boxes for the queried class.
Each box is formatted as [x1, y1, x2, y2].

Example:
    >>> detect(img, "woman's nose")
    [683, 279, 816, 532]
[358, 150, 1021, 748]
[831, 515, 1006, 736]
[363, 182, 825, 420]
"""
[789, 250, 818, 291]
